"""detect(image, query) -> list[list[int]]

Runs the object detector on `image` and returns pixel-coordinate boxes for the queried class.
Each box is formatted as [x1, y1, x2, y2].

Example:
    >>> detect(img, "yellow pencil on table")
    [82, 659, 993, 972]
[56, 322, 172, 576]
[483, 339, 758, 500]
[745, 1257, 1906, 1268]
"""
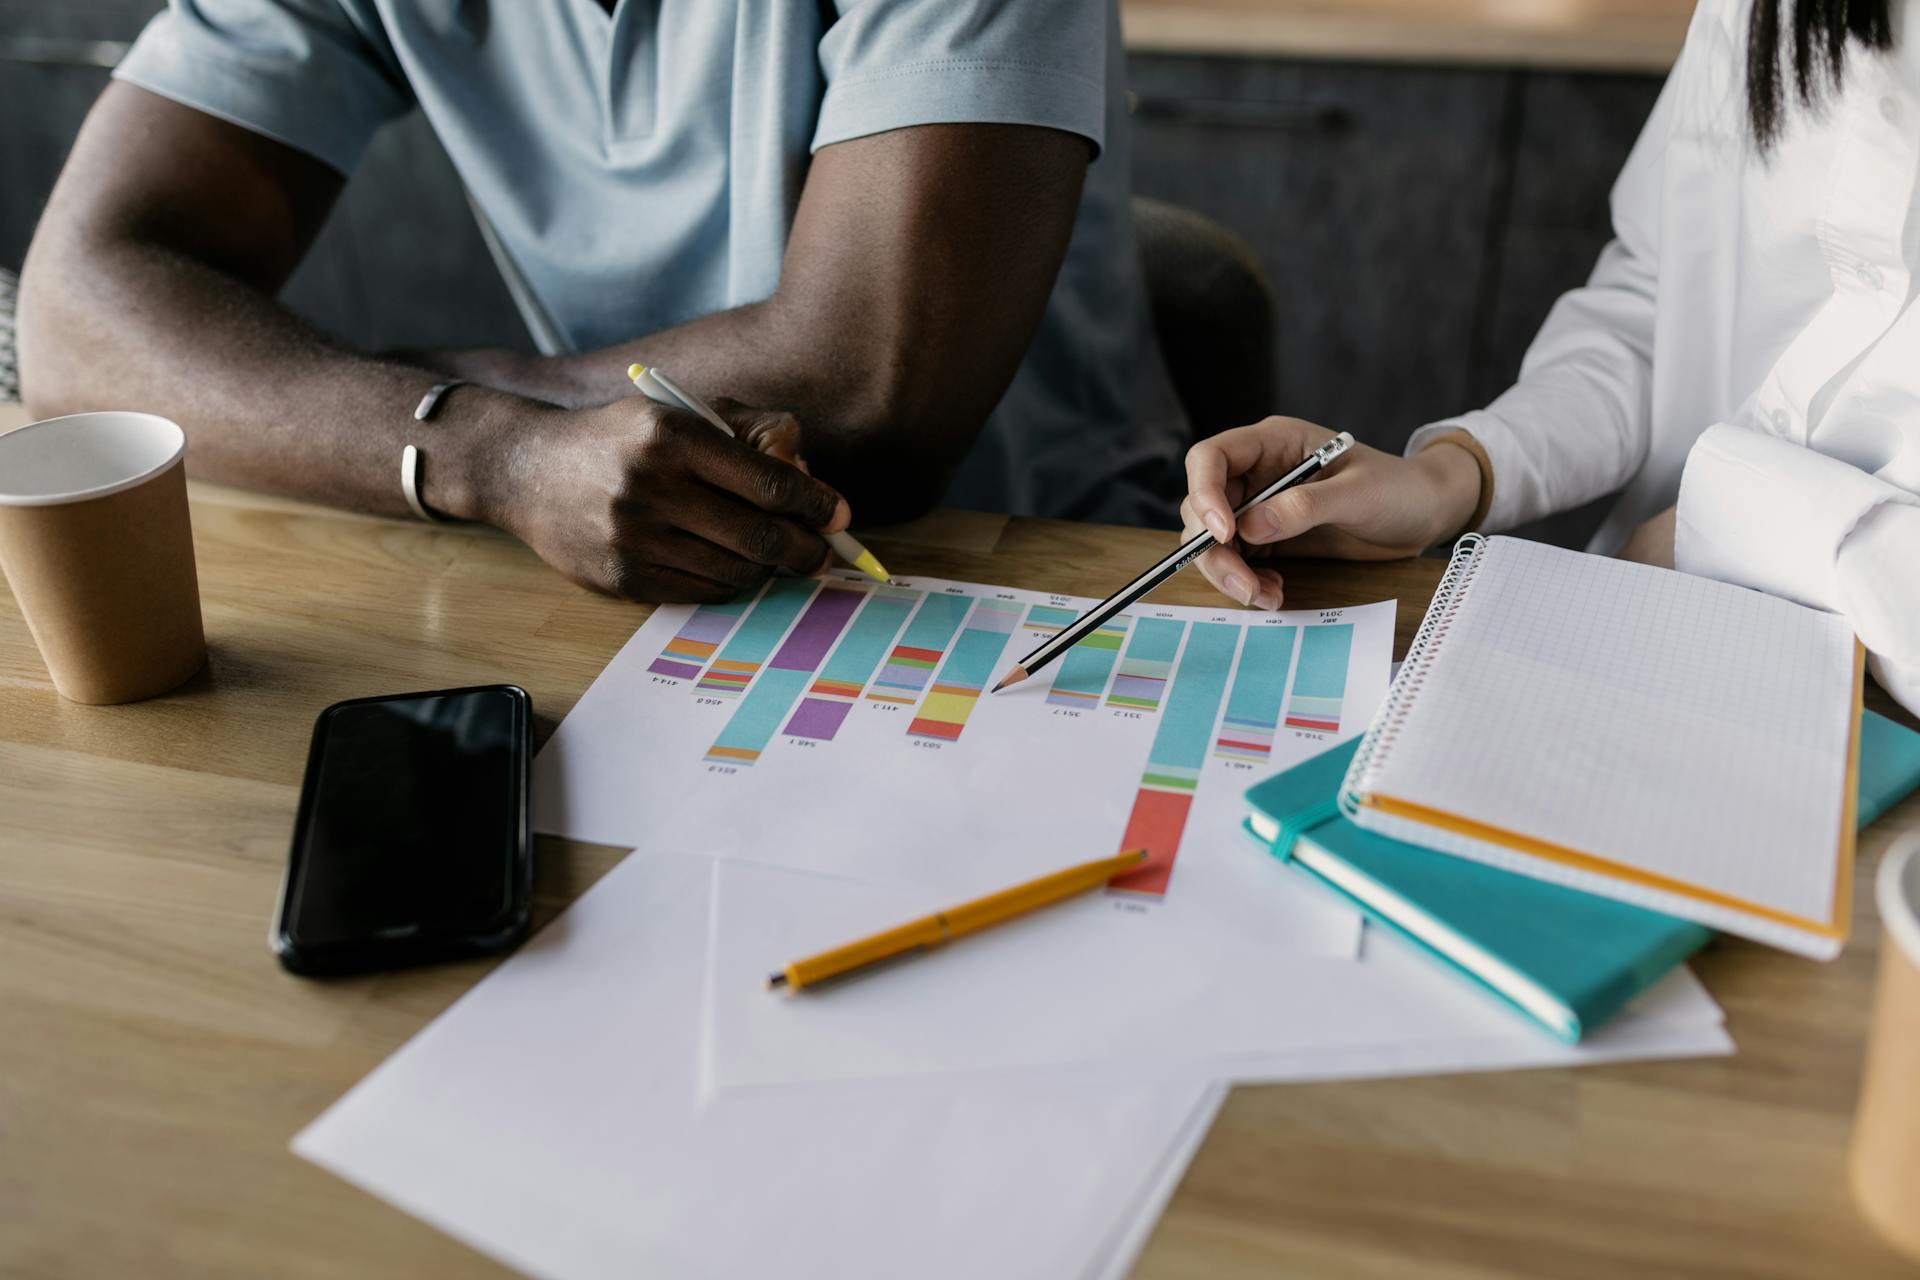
[627, 363, 893, 585]
[767, 849, 1149, 992]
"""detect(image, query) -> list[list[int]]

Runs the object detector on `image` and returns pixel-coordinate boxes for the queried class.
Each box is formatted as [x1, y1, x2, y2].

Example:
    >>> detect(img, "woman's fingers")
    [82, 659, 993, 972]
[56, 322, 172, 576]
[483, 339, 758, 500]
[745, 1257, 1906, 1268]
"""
[1184, 499, 1284, 609]
[1184, 443, 1241, 544]
[1186, 418, 1338, 547]
[1194, 543, 1260, 606]
[1241, 463, 1364, 546]
[1251, 567, 1285, 610]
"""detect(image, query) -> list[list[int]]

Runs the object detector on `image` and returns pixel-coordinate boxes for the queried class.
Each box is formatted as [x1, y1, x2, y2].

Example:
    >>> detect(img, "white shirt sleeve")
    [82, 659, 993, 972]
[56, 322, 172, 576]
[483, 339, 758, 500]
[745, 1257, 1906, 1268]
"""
[1405, 42, 1682, 532]
[1676, 422, 1920, 715]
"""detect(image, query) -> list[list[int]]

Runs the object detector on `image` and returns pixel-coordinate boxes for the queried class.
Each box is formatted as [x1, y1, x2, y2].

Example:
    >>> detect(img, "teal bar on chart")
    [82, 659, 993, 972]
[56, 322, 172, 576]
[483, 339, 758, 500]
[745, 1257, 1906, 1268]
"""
[867, 592, 977, 703]
[1284, 622, 1353, 732]
[783, 586, 921, 740]
[1139, 623, 1239, 792]
[1107, 616, 1185, 711]
[1047, 614, 1130, 708]
[695, 578, 819, 697]
[1215, 625, 1296, 761]
[705, 583, 866, 762]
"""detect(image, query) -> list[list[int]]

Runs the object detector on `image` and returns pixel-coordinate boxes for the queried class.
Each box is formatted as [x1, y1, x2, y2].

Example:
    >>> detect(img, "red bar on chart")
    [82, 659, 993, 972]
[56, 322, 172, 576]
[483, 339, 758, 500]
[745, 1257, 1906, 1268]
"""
[1108, 788, 1193, 896]
[1107, 622, 1237, 898]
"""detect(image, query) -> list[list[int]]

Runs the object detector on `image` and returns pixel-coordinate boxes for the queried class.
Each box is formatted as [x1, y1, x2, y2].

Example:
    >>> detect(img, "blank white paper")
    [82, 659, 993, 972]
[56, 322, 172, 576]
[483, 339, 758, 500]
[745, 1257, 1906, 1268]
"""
[293, 851, 1211, 1280]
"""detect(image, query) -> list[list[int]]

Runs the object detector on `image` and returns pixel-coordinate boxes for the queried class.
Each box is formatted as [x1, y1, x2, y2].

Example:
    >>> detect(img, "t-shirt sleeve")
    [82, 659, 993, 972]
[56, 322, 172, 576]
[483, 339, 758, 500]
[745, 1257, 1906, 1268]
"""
[112, 0, 413, 176]
[812, 0, 1108, 156]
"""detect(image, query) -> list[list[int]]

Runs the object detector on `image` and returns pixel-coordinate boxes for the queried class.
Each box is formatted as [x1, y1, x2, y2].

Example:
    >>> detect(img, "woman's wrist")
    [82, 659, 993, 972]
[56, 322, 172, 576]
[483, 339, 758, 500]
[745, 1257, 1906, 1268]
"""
[1410, 436, 1489, 546]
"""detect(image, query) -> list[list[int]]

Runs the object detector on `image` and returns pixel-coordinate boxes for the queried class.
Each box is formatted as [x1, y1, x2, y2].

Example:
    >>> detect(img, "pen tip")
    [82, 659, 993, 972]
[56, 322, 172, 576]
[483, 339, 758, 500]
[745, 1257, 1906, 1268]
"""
[766, 972, 788, 990]
[850, 550, 891, 583]
[990, 666, 1029, 694]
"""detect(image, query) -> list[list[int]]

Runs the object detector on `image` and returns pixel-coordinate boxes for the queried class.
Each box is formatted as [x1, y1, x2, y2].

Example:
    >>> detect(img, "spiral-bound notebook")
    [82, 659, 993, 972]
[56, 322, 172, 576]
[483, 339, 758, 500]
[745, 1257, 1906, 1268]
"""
[1339, 535, 1865, 959]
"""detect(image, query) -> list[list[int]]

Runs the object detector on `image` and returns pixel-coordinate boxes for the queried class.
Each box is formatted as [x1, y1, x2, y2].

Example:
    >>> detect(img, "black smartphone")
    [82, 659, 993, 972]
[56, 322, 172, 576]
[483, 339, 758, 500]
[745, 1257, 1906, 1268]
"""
[274, 685, 532, 976]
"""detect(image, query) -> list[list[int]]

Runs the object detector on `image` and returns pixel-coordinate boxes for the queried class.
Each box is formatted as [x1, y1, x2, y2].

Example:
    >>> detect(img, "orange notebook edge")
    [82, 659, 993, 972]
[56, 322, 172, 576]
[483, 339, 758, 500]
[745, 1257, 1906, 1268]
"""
[1832, 640, 1867, 943]
[1358, 641, 1865, 946]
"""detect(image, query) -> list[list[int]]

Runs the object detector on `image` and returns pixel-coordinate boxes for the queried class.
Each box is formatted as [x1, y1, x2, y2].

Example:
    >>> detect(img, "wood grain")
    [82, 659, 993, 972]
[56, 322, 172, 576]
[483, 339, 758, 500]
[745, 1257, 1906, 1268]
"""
[1123, 0, 1695, 73]
[2, 396, 1916, 1277]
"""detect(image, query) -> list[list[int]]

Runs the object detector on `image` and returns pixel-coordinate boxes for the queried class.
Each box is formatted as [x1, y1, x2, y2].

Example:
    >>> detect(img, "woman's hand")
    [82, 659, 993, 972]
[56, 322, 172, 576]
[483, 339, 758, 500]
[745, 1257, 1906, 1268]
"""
[1180, 417, 1483, 608]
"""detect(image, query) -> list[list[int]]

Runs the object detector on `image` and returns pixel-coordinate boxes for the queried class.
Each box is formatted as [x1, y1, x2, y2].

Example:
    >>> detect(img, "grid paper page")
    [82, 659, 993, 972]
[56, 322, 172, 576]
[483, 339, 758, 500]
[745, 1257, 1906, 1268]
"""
[1362, 538, 1856, 924]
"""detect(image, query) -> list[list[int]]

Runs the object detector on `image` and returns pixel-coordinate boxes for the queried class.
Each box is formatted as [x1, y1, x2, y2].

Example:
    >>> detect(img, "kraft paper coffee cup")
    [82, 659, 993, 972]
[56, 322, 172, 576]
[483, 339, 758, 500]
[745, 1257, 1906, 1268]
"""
[1852, 835, 1920, 1261]
[0, 411, 206, 704]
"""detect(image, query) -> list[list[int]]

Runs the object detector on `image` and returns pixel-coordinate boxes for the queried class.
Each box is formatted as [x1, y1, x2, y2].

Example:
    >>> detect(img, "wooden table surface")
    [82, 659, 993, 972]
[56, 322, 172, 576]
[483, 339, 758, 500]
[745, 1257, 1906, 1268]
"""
[3, 401, 1917, 1278]
[1123, 0, 1695, 73]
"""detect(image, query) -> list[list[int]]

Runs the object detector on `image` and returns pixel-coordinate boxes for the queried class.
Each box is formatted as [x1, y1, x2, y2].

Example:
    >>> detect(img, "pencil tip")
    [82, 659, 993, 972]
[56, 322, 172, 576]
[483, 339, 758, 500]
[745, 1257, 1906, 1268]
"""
[766, 972, 788, 990]
[991, 666, 1029, 694]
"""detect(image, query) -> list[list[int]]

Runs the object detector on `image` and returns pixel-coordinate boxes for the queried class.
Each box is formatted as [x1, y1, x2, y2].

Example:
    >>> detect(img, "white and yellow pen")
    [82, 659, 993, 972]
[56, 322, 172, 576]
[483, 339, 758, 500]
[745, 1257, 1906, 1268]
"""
[627, 364, 892, 585]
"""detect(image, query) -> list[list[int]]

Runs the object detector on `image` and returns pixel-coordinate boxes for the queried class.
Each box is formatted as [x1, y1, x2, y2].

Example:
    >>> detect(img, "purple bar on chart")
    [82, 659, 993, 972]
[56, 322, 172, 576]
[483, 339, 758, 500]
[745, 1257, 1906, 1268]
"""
[769, 584, 866, 673]
[783, 697, 852, 740]
[783, 586, 921, 741]
[705, 584, 867, 764]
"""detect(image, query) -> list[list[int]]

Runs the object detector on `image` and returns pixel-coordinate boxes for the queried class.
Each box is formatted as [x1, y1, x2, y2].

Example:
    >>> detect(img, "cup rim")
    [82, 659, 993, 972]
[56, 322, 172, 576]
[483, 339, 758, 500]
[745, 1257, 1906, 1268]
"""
[1879, 836, 1920, 968]
[0, 411, 187, 508]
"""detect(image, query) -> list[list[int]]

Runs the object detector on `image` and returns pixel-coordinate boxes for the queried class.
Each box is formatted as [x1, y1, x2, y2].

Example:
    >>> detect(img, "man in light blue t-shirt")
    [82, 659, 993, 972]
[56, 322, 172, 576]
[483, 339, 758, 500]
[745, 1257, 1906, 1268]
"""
[20, 0, 1180, 603]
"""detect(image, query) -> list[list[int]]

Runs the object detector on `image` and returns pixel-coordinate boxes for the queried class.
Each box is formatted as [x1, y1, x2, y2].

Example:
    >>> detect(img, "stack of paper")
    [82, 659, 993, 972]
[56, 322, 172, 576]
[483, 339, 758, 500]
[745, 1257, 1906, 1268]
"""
[295, 576, 1731, 1279]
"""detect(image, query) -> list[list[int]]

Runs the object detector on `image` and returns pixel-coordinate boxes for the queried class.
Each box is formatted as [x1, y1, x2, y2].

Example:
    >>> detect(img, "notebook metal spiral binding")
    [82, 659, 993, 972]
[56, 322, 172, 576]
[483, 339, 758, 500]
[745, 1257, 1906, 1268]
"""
[1338, 533, 1490, 817]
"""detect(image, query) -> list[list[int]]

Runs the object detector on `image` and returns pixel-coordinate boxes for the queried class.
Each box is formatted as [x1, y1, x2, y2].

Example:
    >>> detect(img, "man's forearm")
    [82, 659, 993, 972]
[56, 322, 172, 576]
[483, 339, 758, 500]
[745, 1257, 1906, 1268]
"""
[21, 232, 526, 523]
[424, 296, 964, 524]
[422, 123, 1091, 525]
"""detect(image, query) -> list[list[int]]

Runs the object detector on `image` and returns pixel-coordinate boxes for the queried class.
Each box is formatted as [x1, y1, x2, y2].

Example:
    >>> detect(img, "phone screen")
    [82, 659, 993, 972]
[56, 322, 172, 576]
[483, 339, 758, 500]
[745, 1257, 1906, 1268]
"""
[284, 687, 528, 955]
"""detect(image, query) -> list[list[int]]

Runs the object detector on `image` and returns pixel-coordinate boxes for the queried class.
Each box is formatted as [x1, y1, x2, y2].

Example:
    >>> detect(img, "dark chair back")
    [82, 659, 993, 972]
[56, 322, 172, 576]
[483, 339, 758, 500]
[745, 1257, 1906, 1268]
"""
[1132, 196, 1276, 441]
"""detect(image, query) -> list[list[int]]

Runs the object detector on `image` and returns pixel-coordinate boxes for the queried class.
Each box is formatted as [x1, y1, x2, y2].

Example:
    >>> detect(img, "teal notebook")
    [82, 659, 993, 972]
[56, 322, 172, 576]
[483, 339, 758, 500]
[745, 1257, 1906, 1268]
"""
[1245, 712, 1920, 1044]
[1860, 709, 1920, 827]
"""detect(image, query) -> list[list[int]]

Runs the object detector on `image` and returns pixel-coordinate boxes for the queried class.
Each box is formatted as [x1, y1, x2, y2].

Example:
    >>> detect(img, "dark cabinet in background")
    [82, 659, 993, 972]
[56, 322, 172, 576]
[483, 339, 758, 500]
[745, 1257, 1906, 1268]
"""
[1127, 55, 1662, 543]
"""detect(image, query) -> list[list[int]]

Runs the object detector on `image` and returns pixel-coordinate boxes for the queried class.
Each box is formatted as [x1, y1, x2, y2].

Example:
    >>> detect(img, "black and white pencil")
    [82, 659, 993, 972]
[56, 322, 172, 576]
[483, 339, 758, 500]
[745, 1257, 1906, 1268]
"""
[990, 432, 1354, 694]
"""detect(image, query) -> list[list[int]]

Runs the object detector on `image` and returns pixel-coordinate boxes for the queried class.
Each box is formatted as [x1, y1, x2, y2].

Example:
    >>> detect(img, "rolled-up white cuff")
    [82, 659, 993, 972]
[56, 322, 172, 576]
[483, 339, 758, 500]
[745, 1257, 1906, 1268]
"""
[1407, 411, 1531, 532]
[1675, 423, 1920, 617]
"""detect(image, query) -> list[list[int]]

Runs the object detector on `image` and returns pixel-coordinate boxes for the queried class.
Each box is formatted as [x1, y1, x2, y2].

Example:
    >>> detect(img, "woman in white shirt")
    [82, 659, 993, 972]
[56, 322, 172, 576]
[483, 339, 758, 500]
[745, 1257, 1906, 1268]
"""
[1183, 0, 1920, 714]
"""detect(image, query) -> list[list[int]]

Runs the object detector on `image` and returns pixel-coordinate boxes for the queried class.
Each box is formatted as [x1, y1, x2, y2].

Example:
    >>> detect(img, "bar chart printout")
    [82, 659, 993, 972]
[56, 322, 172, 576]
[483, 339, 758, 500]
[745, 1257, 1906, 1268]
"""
[695, 579, 819, 696]
[1107, 617, 1184, 712]
[907, 597, 1026, 741]
[866, 594, 974, 705]
[1110, 622, 1239, 896]
[706, 584, 865, 764]
[1214, 626, 1297, 762]
[1046, 614, 1129, 708]
[649, 600, 750, 680]
[783, 587, 919, 741]
[1022, 603, 1079, 645]
[1284, 623, 1353, 732]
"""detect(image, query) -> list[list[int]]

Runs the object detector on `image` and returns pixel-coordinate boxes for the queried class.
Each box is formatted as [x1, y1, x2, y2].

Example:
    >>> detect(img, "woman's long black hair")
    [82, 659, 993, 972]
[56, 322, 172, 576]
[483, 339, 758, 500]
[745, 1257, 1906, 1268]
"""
[1748, 0, 1895, 146]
